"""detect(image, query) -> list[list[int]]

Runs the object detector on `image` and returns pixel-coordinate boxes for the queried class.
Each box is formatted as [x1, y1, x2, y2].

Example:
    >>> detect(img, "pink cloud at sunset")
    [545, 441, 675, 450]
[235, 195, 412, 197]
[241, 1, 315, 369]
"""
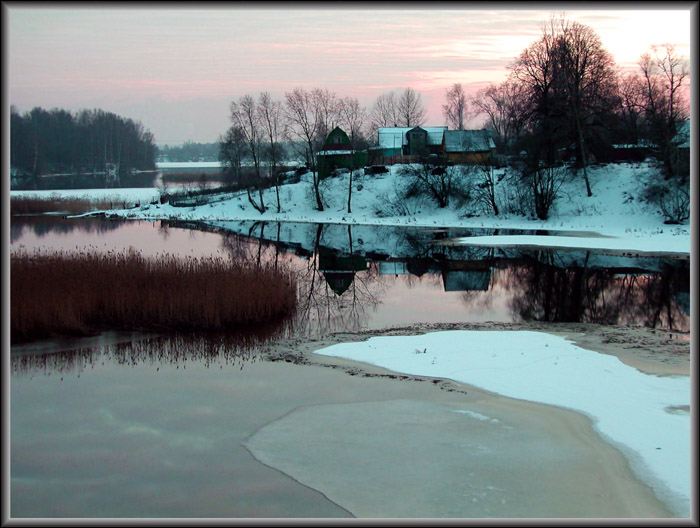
[6, 6, 693, 145]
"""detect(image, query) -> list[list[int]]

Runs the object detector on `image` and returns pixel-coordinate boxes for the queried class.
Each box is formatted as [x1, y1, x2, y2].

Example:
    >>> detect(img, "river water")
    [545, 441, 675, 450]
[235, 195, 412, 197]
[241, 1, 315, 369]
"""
[9, 215, 690, 518]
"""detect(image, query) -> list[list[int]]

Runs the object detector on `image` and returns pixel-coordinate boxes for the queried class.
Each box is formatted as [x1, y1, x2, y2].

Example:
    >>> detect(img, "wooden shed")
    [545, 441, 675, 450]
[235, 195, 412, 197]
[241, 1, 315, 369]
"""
[316, 127, 367, 179]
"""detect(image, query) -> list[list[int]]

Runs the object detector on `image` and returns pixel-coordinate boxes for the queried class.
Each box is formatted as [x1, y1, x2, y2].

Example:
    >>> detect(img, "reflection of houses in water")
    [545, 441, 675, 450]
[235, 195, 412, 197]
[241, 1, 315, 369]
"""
[442, 270, 491, 292]
[378, 257, 493, 292]
[378, 261, 411, 276]
[441, 260, 492, 292]
[318, 248, 369, 296]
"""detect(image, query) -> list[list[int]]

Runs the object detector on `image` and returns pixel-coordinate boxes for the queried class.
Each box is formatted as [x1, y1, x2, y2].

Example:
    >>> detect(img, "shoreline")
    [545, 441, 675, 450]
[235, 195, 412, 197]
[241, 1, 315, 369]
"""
[281, 321, 691, 377]
[252, 321, 691, 518]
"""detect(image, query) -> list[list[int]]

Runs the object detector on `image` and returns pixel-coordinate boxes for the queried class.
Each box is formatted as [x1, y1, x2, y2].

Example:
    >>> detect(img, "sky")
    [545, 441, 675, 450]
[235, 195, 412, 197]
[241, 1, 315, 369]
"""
[6, 5, 694, 146]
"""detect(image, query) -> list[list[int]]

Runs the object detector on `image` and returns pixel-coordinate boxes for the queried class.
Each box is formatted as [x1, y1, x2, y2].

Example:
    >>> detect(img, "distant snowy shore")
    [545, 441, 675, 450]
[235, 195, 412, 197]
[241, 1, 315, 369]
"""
[11, 162, 691, 255]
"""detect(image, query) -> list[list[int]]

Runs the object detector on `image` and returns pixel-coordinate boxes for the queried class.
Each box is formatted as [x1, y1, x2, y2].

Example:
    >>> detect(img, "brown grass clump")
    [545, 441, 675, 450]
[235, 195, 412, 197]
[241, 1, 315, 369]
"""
[10, 249, 297, 344]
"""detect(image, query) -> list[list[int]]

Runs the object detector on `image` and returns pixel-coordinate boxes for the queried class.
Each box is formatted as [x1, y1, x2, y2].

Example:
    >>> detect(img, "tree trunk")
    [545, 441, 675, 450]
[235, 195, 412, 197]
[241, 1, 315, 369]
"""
[573, 109, 592, 197]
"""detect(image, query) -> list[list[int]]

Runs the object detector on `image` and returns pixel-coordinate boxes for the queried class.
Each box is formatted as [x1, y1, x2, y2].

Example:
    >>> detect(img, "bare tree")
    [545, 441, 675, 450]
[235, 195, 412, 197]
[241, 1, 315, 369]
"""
[312, 88, 342, 151]
[523, 163, 567, 220]
[229, 95, 266, 212]
[368, 91, 400, 141]
[258, 92, 285, 212]
[510, 16, 566, 168]
[284, 87, 324, 211]
[397, 87, 427, 127]
[473, 161, 499, 215]
[555, 17, 618, 196]
[339, 96, 367, 213]
[442, 83, 469, 130]
[219, 126, 247, 184]
[616, 72, 647, 145]
[472, 80, 527, 157]
[403, 158, 461, 209]
[639, 44, 689, 178]
[510, 15, 619, 197]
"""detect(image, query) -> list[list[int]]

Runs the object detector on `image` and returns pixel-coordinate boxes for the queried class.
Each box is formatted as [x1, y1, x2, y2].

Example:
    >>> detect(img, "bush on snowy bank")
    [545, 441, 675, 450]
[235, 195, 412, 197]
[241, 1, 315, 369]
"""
[641, 176, 690, 224]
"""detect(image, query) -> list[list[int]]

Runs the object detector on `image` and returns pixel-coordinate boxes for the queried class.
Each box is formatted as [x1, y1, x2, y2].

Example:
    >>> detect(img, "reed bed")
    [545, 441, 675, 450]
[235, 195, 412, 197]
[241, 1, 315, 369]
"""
[11, 248, 297, 343]
[10, 196, 119, 215]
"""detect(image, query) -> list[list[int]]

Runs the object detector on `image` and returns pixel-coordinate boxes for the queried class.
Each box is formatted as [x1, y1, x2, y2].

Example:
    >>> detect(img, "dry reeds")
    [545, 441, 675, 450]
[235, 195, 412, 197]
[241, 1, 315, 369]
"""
[11, 248, 297, 343]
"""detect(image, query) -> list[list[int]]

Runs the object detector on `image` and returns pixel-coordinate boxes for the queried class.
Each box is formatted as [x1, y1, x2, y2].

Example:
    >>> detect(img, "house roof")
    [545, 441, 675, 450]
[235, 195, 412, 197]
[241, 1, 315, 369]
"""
[444, 130, 496, 153]
[377, 127, 447, 149]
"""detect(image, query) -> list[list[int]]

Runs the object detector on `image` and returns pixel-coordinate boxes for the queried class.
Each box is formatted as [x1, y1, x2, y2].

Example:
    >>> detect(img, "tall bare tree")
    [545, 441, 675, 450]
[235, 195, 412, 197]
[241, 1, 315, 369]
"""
[472, 80, 527, 157]
[229, 94, 266, 213]
[638, 44, 689, 177]
[397, 87, 427, 127]
[285, 87, 325, 211]
[368, 91, 400, 141]
[442, 83, 469, 130]
[219, 125, 247, 186]
[510, 16, 565, 168]
[258, 92, 285, 212]
[554, 17, 618, 196]
[312, 88, 342, 151]
[339, 96, 367, 213]
[510, 15, 619, 197]
[616, 72, 647, 145]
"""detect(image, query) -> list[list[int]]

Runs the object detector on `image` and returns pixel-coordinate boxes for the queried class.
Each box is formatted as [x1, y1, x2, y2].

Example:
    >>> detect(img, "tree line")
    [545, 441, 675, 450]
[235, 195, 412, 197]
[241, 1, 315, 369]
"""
[473, 18, 688, 190]
[10, 107, 157, 177]
[218, 15, 689, 221]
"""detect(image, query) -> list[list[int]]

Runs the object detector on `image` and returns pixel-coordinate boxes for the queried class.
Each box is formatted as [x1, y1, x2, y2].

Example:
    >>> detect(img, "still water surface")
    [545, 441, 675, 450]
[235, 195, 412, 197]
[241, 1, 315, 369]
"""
[11, 216, 690, 334]
[10, 215, 690, 517]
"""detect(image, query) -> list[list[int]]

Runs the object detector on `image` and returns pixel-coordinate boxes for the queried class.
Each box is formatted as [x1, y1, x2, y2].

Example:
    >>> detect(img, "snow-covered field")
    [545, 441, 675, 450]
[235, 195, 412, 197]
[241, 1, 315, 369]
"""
[314, 330, 691, 517]
[13, 161, 687, 255]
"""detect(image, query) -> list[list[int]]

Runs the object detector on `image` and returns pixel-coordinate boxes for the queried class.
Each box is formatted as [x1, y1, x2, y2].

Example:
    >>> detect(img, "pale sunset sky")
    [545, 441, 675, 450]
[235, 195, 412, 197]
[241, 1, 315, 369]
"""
[6, 4, 694, 146]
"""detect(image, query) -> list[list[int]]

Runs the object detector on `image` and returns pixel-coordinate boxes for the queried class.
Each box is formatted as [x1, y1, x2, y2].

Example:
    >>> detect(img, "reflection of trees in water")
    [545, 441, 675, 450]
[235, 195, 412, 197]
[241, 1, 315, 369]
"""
[634, 265, 690, 330]
[11, 216, 127, 244]
[505, 251, 689, 331]
[215, 223, 385, 335]
[220, 221, 294, 270]
[457, 248, 499, 313]
[294, 224, 385, 335]
[11, 328, 289, 377]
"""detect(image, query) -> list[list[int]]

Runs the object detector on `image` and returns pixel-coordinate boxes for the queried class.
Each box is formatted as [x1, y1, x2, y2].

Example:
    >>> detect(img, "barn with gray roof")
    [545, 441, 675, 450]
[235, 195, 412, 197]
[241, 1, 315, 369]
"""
[442, 129, 496, 164]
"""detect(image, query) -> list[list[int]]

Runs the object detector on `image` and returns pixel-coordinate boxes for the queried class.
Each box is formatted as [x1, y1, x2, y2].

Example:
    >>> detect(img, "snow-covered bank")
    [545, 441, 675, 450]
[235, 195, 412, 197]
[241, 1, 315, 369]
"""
[11, 162, 691, 255]
[313, 330, 691, 517]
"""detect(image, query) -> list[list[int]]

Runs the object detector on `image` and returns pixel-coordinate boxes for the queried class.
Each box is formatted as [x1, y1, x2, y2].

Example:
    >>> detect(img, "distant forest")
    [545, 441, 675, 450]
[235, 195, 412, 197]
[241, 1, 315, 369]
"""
[10, 107, 158, 177]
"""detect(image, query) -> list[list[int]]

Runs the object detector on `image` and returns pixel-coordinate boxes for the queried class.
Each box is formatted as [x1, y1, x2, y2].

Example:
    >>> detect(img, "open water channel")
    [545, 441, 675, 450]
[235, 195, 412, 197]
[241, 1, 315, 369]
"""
[9, 215, 690, 518]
